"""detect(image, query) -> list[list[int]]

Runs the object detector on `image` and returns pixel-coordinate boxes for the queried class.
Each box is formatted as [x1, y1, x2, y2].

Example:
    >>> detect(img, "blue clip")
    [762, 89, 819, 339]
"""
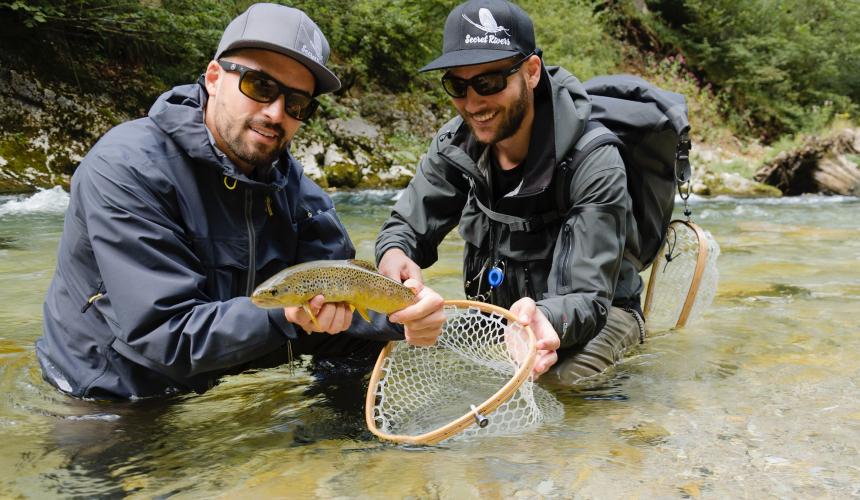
[487, 266, 504, 288]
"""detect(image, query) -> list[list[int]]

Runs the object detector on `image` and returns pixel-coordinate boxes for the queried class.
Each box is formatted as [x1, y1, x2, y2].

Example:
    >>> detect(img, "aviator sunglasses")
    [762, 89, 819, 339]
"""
[218, 60, 319, 121]
[441, 51, 536, 99]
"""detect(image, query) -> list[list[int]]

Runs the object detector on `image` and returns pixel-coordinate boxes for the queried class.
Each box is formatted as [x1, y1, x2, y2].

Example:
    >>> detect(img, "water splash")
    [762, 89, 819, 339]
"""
[0, 186, 69, 217]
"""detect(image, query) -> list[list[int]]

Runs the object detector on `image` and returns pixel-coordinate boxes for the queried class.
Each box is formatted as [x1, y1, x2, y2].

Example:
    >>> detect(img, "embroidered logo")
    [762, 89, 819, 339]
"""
[462, 8, 511, 46]
[299, 23, 323, 63]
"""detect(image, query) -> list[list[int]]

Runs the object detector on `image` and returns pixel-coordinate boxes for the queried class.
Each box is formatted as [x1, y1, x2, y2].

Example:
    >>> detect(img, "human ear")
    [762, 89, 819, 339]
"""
[204, 60, 222, 96]
[525, 55, 542, 90]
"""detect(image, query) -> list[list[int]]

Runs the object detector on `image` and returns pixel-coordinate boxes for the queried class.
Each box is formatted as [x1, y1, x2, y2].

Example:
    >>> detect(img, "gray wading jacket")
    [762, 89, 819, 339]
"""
[376, 66, 642, 350]
[38, 82, 400, 400]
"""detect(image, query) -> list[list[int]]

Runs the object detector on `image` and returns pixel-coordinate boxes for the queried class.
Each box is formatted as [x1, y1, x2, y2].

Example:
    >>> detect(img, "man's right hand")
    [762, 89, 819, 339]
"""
[378, 248, 424, 284]
[284, 295, 353, 334]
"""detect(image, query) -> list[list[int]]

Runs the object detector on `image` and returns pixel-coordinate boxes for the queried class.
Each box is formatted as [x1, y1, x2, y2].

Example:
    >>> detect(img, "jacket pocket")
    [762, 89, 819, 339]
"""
[191, 237, 249, 300]
[295, 206, 354, 260]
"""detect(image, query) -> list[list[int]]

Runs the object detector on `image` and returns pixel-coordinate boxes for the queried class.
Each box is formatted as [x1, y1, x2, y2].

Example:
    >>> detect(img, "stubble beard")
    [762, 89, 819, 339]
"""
[215, 111, 286, 169]
[467, 77, 530, 146]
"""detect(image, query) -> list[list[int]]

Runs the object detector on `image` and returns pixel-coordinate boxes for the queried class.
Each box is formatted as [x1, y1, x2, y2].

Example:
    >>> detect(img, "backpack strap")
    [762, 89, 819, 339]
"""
[472, 195, 560, 232]
[555, 121, 623, 216]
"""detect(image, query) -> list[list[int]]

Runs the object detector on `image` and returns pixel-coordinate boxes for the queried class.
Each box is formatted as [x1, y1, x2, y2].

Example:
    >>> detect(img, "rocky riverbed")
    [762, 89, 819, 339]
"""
[2, 68, 857, 198]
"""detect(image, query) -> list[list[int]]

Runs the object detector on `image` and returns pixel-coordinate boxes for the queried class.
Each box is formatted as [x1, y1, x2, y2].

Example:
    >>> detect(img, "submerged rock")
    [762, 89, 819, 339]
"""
[693, 170, 782, 197]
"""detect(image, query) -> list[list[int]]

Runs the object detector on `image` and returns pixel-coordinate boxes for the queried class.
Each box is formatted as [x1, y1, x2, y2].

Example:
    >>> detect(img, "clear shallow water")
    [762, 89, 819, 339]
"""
[0, 188, 858, 498]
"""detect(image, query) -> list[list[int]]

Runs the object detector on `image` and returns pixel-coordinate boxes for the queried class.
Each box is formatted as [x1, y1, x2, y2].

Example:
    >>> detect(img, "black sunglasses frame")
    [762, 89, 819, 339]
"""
[217, 60, 319, 121]
[440, 52, 536, 99]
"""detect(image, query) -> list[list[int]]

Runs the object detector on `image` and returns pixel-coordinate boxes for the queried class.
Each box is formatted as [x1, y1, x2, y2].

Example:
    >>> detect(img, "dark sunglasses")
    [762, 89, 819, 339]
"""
[218, 60, 319, 121]
[441, 52, 535, 99]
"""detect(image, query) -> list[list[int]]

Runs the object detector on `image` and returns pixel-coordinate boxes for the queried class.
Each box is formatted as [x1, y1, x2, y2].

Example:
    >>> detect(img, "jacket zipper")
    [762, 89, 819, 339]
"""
[244, 188, 256, 295]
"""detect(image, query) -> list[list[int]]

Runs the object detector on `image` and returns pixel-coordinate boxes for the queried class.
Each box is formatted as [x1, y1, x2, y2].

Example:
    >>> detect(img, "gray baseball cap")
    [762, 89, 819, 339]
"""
[215, 3, 341, 95]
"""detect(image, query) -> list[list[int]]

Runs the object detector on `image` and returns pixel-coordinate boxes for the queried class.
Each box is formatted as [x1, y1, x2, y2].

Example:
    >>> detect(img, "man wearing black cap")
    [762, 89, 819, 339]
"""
[37, 3, 444, 400]
[376, 0, 645, 384]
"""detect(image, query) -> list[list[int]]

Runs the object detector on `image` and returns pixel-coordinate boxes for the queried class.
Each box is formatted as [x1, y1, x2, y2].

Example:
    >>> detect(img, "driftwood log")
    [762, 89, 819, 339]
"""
[754, 129, 860, 195]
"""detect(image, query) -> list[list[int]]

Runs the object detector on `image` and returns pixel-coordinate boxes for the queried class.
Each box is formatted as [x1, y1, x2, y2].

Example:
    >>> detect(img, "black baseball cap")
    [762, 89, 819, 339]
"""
[215, 3, 341, 94]
[420, 0, 536, 72]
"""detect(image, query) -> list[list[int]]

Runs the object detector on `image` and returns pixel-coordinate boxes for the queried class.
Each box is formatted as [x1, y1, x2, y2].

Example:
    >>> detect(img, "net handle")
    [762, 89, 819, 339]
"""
[643, 220, 711, 328]
[364, 299, 537, 445]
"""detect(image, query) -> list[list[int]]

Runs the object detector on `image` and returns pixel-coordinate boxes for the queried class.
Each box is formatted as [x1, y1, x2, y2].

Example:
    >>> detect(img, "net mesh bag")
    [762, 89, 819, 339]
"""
[644, 220, 720, 332]
[365, 300, 563, 445]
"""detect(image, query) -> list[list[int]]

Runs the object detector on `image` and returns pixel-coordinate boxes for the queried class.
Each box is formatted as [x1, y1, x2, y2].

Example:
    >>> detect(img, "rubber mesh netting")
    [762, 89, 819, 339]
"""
[645, 221, 720, 332]
[368, 303, 563, 443]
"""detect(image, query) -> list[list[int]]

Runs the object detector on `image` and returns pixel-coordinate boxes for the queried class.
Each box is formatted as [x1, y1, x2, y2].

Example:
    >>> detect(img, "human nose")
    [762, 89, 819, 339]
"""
[460, 87, 486, 112]
[260, 94, 289, 123]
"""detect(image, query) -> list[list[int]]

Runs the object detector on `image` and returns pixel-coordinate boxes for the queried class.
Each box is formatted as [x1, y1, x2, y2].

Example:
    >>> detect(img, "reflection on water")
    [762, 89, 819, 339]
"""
[1, 190, 859, 497]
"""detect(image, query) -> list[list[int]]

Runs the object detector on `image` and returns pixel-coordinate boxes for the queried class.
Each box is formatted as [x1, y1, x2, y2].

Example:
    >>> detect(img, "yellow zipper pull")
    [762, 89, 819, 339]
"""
[223, 175, 238, 190]
[265, 195, 273, 216]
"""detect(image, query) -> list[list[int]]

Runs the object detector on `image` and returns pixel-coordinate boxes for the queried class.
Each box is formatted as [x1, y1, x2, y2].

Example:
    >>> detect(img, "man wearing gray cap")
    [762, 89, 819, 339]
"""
[37, 3, 444, 400]
[376, 0, 645, 384]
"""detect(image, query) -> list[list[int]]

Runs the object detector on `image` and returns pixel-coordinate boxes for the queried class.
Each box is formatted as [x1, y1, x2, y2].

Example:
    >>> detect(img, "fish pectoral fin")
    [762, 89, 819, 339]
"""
[303, 303, 321, 330]
[356, 306, 371, 322]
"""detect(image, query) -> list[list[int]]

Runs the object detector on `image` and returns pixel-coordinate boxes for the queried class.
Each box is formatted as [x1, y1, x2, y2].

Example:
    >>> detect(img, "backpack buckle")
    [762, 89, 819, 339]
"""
[675, 133, 692, 184]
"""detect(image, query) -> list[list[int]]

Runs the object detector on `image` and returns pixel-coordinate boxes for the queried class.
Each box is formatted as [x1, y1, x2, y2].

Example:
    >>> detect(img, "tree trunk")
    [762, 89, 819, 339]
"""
[755, 129, 860, 195]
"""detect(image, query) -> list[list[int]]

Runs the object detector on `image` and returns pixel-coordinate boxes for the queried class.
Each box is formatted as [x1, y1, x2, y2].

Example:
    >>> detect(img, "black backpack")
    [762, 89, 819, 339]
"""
[556, 74, 692, 271]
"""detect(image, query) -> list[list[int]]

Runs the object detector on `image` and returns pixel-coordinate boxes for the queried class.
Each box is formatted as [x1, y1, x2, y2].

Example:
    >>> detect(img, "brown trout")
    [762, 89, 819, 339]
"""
[251, 259, 416, 327]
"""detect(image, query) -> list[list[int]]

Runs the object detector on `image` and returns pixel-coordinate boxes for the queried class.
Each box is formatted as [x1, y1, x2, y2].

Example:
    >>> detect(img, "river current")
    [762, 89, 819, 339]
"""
[0, 187, 858, 498]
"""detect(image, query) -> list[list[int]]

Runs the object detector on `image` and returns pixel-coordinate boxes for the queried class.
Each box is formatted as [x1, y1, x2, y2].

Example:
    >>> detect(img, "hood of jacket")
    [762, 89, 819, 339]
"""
[147, 80, 289, 191]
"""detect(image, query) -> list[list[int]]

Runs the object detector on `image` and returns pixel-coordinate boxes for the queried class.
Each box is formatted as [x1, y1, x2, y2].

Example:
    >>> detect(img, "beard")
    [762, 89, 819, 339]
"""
[465, 76, 530, 146]
[215, 111, 287, 169]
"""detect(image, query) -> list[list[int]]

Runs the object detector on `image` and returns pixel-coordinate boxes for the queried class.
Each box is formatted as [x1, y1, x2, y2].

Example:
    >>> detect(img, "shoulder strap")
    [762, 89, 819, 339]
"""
[472, 195, 560, 232]
[470, 122, 622, 233]
[555, 121, 623, 215]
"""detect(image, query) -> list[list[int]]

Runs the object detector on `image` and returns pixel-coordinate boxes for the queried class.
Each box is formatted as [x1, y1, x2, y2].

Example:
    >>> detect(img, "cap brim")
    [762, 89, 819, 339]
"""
[419, 49, 521, 73]
[218, 41, 341, 95]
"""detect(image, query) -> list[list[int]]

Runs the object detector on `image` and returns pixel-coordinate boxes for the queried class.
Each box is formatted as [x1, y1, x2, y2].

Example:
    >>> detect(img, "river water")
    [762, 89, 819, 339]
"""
[0, 187, 858, 498]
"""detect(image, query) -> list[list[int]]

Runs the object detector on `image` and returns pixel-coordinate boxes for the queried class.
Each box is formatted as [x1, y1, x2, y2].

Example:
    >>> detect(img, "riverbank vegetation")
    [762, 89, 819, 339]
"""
[0, 0, 857, 193]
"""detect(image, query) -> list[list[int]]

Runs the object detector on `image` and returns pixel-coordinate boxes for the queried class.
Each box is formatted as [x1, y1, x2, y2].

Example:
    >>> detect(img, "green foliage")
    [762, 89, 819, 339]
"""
[520, 0, 621, 80]
[2, 0, 856, 152]
[644, 0, 860, 139]
[281, 0, 457, 92]
[0, 0, 233, 112]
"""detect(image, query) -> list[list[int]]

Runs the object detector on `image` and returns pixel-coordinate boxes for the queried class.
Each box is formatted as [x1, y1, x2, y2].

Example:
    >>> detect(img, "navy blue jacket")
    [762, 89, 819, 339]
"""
[37, 82, 397, 399]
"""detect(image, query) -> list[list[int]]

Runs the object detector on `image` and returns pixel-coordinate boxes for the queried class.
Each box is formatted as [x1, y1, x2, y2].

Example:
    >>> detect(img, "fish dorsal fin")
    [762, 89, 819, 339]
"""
[349, 259, 378, 272]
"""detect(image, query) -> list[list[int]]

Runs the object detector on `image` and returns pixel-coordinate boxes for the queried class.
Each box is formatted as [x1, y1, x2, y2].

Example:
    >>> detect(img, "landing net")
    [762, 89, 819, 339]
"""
[644, 220, 720, 331]
[365, 300, 563, 445]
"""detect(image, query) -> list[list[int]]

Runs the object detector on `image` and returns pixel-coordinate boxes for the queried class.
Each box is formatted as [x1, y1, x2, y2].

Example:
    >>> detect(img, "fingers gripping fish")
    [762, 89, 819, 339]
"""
[250, 259, 417, 329]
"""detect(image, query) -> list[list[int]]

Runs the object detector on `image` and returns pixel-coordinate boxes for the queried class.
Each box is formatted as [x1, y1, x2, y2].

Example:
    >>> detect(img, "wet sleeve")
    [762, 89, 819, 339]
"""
[375, 135, 469, 268]
[80, 155, 292, 390]
[537, 145, 628, 349]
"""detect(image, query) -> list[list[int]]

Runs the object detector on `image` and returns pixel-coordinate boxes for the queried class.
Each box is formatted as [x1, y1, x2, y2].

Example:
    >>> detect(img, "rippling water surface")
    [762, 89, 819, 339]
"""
[0, 188, 858, 498]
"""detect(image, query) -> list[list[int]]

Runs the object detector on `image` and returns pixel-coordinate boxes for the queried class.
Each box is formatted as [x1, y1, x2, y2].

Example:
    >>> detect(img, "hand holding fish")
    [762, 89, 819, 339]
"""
[388, 279, 445, 346]
[378, 248, 424, 284]
[284, 295, 354, 334]
[251, 260, 435, 339]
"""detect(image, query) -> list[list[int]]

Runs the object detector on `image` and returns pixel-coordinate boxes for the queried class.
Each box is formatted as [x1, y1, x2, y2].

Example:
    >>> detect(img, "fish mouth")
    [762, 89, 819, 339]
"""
[250, 296, 283, 308]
